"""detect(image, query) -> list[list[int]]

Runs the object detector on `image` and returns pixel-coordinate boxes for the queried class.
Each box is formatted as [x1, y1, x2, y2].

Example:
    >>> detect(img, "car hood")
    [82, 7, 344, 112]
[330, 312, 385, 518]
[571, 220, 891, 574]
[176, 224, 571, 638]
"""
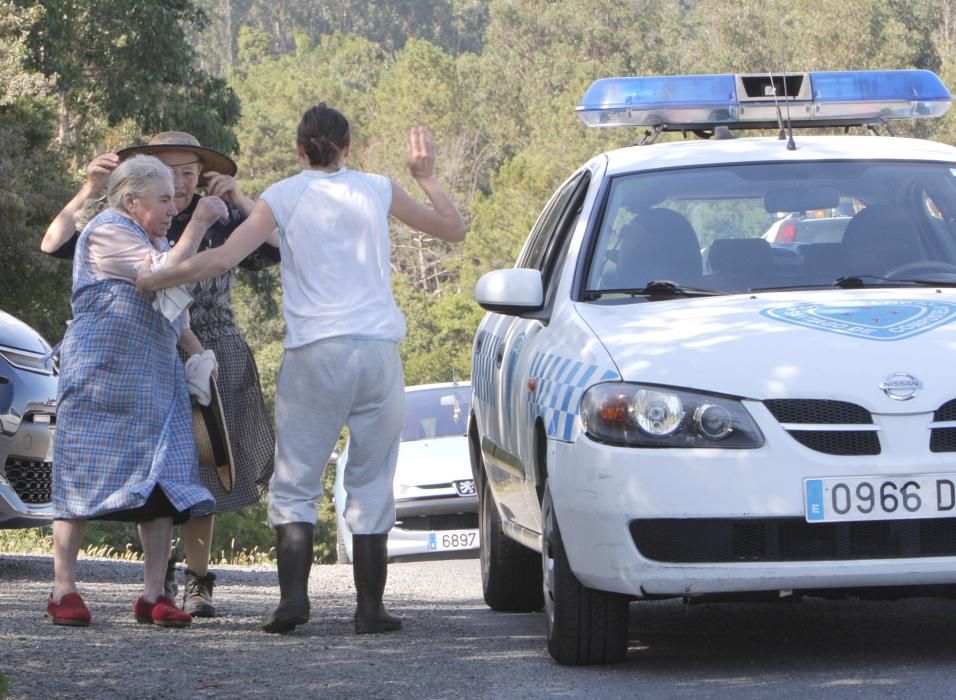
[0, 311, 50, 354]
[575, 289, 956, 412]
[394, 436, 472, 487]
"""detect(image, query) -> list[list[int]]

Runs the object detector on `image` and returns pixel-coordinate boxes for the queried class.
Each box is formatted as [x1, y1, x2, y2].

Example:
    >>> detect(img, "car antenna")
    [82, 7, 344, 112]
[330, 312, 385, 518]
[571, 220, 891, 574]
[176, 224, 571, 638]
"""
[772, 10, 797, 150]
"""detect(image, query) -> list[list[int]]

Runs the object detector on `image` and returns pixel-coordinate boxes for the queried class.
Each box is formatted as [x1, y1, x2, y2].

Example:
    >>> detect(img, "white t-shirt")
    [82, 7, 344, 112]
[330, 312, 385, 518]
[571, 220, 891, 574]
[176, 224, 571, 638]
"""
[261, 168, 406, 349]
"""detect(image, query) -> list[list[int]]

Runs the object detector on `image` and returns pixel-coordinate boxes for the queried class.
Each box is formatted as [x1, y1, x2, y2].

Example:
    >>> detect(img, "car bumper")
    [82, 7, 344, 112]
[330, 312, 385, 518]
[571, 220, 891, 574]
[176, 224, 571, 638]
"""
[0, 481, 53, 528]
[395, 494, 478, 518]
[385, 525, 480, 559]
[550, 422, 956, 598]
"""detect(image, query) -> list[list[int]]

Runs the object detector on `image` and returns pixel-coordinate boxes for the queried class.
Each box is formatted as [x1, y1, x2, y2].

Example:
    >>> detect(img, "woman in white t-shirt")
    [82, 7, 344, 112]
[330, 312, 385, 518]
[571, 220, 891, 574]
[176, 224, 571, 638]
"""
[136, 103, 466, 635]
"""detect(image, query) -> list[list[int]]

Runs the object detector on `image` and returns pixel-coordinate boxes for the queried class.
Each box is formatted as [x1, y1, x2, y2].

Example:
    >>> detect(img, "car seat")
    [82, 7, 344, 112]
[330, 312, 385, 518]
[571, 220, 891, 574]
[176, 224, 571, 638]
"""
[607, 208, 703, 289]
[840, 204, 922, 276]
[706, 238, 774, 289]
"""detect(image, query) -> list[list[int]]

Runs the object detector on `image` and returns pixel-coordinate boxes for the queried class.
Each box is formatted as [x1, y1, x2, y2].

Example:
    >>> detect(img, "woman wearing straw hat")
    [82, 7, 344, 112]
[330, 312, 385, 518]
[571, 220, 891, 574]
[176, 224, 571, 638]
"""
[42, 132, 279, 618]
[136, 104, 465, 635]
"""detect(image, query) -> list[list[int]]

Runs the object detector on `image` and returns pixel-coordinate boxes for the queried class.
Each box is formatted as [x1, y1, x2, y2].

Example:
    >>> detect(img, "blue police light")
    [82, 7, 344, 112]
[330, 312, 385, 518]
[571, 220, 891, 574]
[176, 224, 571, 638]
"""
[576, 70, 951, 130]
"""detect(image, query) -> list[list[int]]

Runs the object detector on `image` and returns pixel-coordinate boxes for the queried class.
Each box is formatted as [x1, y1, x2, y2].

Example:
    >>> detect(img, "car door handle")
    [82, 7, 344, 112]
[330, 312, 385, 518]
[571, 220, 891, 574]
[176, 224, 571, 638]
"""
[495, 345, 505, 369]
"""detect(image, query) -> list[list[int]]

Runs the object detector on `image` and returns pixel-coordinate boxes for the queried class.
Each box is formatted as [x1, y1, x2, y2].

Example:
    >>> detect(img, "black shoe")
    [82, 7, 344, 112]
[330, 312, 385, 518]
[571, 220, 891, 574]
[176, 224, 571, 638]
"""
[183, 569, 216, 618]
[164, 558, 179, 600]
[352, 534, 402, 634]
[261, 522, 314, 634]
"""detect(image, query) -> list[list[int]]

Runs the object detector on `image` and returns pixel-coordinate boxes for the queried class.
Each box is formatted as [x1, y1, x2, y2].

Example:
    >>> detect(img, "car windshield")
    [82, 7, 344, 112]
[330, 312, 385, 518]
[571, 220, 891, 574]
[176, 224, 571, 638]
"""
[402, 385, 472, 441]
[584, 160, 956, 296]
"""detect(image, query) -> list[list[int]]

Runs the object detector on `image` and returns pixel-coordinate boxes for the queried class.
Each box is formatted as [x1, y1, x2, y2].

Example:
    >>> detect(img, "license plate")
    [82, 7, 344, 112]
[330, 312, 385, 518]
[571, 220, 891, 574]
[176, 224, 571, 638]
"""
[427, 529, 479, 551]
[805, 473, 956, 523]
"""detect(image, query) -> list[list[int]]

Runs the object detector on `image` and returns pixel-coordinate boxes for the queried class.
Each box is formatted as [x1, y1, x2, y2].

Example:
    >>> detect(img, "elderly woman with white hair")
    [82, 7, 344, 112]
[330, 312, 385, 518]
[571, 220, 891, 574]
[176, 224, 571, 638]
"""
[46, 155, 218, 628]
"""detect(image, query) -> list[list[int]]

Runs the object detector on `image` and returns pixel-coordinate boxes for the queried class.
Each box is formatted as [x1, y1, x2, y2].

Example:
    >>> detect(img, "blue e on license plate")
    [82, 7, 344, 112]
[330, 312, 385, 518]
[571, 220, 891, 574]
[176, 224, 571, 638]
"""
[427, 529, 478, 551]
[805, 473, 956, 523]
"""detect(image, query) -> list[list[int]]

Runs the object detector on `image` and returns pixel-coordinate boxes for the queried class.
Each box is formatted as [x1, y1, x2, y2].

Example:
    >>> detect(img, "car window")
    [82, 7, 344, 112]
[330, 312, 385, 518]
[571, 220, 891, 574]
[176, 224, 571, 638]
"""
[518, 172, 586, 270]
[403, 386, 472, 441]
[584, 161, 956, 294]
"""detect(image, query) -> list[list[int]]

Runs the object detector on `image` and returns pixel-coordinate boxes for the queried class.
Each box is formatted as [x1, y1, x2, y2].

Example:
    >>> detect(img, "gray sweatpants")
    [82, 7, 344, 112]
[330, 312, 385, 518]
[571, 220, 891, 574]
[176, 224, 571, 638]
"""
[268, 337, 404, 533]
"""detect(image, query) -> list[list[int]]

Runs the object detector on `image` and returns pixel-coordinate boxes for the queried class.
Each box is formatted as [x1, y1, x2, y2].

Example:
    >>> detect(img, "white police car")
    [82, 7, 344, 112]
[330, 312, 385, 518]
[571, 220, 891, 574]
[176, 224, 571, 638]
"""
[469, 70, 956, 665]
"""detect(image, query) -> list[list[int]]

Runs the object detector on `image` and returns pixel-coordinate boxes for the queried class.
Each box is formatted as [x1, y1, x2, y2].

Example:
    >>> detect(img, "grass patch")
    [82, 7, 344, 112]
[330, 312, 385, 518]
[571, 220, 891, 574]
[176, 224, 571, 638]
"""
[0, 527, 52, 554]
[0, 526, 275, 566]
[0, 670, 9, 699]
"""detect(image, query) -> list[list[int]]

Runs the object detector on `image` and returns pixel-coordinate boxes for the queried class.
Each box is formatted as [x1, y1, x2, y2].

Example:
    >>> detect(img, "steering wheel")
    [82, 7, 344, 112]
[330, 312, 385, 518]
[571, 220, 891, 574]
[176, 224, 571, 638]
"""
[883, 260, 956, 278]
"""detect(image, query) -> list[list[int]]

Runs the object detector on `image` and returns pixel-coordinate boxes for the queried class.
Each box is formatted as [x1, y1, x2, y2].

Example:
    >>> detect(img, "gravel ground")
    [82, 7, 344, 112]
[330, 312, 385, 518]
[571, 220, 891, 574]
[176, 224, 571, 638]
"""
[7, 552, 956, 699]
[0, 552, 557, 700]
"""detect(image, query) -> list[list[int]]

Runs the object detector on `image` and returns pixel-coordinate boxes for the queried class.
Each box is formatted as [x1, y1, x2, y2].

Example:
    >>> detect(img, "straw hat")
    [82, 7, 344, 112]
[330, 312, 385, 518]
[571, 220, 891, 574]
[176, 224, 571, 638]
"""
[191, 376, 235, 492]
[117, 131, 237, 177]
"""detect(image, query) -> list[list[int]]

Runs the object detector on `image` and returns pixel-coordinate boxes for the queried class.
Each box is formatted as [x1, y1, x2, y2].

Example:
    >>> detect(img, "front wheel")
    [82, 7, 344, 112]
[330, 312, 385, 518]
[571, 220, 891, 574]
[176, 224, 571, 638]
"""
[542, 482, 629, 665]
[480, 476, 543, 611]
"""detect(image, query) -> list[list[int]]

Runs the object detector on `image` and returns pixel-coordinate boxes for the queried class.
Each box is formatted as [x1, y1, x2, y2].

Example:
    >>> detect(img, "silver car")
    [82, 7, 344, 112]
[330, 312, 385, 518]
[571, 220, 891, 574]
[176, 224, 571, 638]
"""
[0, 310, 57, 528]
[335, 382, 478, 562]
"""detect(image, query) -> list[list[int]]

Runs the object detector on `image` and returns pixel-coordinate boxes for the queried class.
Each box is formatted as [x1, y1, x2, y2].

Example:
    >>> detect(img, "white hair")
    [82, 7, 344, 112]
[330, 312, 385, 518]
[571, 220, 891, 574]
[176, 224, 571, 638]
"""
[76, 155, 173, 228]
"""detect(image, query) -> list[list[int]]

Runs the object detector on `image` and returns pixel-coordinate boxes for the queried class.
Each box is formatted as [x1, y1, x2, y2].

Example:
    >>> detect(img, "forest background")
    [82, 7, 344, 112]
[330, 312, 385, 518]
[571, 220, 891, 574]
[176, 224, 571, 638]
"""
[4, 0, 956, 562]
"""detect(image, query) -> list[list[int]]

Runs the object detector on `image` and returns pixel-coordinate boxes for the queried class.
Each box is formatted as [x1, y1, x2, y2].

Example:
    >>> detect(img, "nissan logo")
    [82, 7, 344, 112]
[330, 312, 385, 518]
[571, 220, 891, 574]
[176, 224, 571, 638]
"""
[879, 372, 923, 401]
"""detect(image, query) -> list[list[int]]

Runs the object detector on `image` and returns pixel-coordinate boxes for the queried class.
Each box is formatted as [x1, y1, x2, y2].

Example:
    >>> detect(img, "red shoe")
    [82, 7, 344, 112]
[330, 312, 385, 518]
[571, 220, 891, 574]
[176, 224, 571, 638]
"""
[133, 595, 192, 628]
[47, 592, 92, 627]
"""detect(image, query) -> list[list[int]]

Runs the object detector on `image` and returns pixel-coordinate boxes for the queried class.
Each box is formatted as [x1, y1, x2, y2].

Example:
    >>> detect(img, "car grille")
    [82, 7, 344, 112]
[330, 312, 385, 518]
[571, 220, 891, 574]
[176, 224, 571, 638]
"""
[630, 517, 956, 563]
[3, 457, 52, 504]
[396, 513, 479, 531]
[763, 399, 880, 455]
[931, 399, 956, 453]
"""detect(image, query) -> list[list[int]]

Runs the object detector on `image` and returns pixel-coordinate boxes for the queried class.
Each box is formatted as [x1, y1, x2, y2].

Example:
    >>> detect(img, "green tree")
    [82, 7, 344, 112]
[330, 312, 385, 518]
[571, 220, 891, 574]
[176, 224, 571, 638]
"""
[13, 0, 241, 157]
[231, 29, 388, 195]
[0, 2, 73, 339]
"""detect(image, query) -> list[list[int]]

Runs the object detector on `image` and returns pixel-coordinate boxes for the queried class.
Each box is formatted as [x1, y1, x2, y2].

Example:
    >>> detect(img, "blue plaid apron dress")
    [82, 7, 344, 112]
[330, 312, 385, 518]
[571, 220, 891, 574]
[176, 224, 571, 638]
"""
[52, 209, 215, 520]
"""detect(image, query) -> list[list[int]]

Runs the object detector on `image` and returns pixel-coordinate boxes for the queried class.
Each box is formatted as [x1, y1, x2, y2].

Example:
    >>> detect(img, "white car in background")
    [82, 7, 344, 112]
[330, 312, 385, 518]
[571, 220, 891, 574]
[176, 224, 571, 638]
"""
[334, 381, 477, 563]
[0, 310, 57, 529]
[470, 69, 956, 665]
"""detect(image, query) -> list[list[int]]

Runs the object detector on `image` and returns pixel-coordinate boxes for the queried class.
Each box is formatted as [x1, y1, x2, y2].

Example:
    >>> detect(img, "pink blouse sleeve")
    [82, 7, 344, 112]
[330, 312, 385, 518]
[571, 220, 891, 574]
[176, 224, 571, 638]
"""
[85, 223, 154, 282]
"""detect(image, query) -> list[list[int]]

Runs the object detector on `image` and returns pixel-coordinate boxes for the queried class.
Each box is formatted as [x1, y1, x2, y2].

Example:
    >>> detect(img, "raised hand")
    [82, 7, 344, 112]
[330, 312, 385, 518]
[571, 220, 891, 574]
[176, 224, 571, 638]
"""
[203, 172, 241, 204]
[203, 171, 255, 216]
[405, 126, 437, 181]
[84, 153, 120, 194]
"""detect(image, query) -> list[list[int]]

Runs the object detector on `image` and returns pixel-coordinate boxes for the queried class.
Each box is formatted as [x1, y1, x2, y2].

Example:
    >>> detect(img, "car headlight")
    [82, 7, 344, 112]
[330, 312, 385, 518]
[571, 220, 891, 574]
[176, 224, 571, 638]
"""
[0, 347, 54, 374]
[580, 383, 764, 448]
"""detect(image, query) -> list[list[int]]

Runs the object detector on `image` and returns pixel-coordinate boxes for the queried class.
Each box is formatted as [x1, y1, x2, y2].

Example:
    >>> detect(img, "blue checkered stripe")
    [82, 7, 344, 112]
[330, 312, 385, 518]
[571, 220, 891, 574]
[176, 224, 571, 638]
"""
[472, 330, 504, 408]
[529, 352, 619, 441]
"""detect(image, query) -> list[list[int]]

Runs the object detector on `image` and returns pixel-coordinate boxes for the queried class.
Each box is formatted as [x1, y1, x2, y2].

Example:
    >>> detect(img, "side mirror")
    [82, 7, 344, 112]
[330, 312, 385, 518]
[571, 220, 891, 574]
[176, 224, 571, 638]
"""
[474, 269, 544, 315]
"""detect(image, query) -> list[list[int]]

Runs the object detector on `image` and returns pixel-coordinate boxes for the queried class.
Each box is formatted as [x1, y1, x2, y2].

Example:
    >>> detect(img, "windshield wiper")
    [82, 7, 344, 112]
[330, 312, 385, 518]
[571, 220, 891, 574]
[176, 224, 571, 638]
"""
[583, 280, 725, 300]
[834, 275, 956, 289]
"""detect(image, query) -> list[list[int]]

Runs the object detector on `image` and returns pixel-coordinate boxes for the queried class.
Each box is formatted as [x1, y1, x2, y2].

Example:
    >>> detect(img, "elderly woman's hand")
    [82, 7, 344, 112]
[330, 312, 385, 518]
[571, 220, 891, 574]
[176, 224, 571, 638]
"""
[405, 126, 437, 182]
[192, 195, 229, 229]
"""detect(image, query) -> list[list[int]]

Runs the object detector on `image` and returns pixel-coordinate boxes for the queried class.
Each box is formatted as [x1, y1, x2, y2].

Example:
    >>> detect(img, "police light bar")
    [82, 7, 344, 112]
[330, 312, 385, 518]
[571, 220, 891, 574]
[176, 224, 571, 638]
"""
[576, 70, 951, 130]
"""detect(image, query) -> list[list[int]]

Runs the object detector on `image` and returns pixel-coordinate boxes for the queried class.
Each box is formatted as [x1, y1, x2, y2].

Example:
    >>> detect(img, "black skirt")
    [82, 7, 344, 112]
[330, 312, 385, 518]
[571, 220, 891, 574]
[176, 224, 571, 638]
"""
[86, 486, 191, 525]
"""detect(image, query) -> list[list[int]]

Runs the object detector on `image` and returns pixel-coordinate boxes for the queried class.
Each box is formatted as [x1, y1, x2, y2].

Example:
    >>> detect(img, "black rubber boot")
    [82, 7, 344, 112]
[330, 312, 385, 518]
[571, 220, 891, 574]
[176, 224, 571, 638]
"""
[261, 522, 314, 634]
[352, 533, 402, 634]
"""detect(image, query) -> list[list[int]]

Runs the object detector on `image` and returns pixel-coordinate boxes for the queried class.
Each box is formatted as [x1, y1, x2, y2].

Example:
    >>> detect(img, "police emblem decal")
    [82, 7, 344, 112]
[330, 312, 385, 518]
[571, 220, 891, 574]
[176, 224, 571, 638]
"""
[761, 300, 956, 340]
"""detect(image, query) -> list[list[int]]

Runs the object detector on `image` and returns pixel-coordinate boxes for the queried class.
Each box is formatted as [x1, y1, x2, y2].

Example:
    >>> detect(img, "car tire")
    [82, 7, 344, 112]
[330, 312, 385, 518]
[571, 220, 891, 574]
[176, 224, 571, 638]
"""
[480, 476, 544, 611]
[335, 525, 351, 565]
[542, 482, 629, 665]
